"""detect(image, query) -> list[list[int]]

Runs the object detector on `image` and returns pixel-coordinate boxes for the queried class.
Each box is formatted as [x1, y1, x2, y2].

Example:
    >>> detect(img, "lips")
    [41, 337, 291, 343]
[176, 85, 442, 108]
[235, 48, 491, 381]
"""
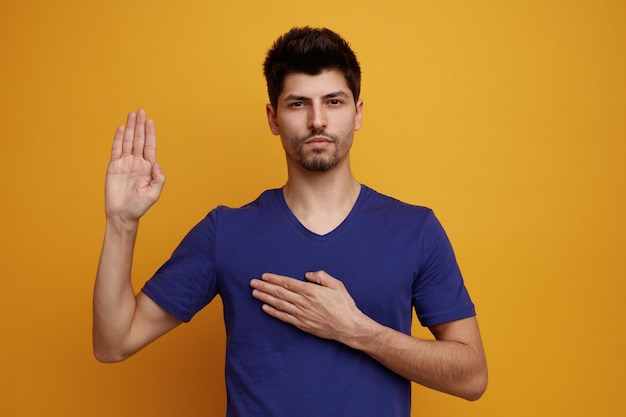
[305, 135, 333, 144]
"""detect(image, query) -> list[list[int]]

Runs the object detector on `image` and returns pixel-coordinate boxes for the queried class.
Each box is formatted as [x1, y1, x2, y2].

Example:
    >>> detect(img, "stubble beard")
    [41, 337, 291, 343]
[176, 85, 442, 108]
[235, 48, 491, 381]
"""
[291, 130, 342, 172]
[298, 148, 340, 172]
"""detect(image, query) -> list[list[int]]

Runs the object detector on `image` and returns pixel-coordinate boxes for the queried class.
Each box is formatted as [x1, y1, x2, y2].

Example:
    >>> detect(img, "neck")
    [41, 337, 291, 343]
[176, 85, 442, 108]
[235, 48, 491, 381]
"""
[282, 158, 361, 235]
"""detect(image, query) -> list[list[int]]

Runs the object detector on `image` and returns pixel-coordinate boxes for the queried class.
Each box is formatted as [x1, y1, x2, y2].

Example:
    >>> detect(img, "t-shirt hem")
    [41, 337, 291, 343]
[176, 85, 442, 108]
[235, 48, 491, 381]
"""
[141, 286, 193, 323]
[419, 305, 476, 328]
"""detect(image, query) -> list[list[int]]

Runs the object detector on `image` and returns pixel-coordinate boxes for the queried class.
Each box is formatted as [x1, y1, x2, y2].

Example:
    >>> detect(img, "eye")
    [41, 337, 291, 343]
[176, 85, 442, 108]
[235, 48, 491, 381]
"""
[290, 101, 303, 107]
[328, 99, 343, 106]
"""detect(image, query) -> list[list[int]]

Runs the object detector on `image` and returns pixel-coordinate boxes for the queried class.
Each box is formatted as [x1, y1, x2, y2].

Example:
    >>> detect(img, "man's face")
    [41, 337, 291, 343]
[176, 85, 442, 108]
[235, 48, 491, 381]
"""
[266, 70, 363, 172]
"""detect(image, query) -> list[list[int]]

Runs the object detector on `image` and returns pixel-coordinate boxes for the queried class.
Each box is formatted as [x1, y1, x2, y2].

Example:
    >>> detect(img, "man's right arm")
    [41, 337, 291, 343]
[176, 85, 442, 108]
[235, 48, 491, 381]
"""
[92, 109, 181, 363]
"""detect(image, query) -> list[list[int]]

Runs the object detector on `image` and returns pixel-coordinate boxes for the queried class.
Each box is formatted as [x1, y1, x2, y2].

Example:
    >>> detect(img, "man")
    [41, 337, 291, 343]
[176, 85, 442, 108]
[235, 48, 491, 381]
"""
[93, 27, 487, 416]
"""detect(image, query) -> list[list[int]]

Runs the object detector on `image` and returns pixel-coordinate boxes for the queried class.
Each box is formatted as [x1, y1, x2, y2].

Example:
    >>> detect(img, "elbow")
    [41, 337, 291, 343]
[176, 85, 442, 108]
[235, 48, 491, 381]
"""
[462, 369, 488, 401]
[93, 340, 131, 364]
[93, 348, 128, 364]
[463, 385, 487, 402]
[94, 350, 126, 364]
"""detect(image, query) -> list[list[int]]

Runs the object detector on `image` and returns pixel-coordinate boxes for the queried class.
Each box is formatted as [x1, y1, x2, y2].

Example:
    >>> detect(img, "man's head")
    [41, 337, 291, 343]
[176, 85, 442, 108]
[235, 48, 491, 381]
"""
[263, 27, 361, 111]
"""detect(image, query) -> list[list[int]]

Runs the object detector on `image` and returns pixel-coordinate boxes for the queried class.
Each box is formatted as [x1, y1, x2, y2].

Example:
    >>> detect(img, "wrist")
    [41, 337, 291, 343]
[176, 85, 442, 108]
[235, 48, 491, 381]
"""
[105, 215, 140, 235]
[340, 312, 383, 351]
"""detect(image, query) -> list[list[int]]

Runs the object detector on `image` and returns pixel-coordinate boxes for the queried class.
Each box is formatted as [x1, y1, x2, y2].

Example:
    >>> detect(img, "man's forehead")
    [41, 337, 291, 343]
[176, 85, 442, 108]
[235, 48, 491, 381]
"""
[279, 70, 352, 100]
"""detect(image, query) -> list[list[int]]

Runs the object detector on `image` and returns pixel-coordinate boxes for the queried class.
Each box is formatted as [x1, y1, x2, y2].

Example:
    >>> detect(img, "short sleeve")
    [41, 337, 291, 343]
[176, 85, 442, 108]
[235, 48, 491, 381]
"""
[412, 212, 476, 327]
[141, 210, 219, 322]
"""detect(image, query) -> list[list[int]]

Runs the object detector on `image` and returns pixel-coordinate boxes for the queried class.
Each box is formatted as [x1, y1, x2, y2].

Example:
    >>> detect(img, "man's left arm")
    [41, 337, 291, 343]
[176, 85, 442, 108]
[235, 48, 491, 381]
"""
[250, 270, 487, 401]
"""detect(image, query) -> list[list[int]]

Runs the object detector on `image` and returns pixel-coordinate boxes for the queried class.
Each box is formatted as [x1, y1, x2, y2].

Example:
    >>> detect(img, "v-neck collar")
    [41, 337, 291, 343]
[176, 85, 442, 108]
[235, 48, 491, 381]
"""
[276, 184, 366, 242]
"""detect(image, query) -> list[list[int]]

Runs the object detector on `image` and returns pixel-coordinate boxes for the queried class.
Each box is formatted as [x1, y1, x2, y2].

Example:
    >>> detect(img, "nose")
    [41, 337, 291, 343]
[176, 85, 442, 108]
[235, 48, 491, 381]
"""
[308, 102, 328, 131]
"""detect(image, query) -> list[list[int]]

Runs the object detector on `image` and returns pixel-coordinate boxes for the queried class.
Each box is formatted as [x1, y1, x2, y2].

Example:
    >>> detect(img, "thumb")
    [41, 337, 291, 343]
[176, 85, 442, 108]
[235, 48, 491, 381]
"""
[151, 162, 166, 185]
[305, 270, 334, 287]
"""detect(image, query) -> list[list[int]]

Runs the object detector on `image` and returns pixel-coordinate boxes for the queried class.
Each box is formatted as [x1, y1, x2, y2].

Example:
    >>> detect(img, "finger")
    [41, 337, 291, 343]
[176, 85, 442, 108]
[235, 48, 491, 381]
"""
[251, 277, 289, 298]
[133, 109, 146, 158]
[122, 111, 136, 155]
[110, 125, 125, 161]
[251, 286, 296, 315]
[261, 273, 309, 293]
[251, 278, 302, 305]
[261, 303, 299, 326]
[251, 287, 282, 306]
[144, 118, 157, 163]
[252, 288, 287, 311]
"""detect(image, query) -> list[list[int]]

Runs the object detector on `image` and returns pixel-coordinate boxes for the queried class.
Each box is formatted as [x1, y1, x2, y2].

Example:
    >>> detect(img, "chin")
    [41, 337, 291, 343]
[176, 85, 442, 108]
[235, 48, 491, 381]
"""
[298, 154, 340, 172]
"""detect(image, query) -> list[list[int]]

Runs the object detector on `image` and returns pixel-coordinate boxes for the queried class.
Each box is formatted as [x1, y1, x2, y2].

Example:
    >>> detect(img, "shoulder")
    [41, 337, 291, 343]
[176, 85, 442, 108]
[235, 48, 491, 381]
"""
[203, 188, 285, 233]
[210, 188, 283, 217]
[359, 184, 435, 221]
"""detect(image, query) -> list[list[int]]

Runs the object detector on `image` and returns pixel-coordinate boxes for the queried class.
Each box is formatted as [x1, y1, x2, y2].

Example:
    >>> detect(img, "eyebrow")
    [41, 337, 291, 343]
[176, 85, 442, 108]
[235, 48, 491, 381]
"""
[283, 91, 351, 101]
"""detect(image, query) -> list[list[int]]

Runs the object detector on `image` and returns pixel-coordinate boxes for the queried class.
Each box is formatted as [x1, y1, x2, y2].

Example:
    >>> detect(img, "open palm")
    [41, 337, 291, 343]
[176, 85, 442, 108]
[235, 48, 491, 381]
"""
[105, 109, 165, 222]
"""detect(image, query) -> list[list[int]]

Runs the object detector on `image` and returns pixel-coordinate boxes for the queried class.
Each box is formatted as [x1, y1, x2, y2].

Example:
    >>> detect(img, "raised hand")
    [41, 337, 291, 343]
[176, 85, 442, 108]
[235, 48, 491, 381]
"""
[105, 109, 165, 223]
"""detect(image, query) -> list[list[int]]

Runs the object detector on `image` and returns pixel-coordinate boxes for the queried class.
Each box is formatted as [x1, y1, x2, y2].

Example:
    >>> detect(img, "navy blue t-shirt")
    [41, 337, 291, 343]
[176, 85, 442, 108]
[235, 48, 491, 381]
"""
[142, 185, 475, 417]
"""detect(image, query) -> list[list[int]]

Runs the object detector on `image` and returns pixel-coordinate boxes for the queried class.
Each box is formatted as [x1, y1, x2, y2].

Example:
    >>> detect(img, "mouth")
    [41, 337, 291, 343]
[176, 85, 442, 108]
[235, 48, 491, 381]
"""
[305, 135, 334, 144]
[304, 137, 333, 150]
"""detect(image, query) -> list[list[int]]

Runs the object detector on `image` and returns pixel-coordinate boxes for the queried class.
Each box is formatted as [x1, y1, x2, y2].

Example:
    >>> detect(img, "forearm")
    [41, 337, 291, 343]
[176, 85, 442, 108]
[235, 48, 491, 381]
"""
[92, 218, 140, 362]
[344, 316, 487, 401]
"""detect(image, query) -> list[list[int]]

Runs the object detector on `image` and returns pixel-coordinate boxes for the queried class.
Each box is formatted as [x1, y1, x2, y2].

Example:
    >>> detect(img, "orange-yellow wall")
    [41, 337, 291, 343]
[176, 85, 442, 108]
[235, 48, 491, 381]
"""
[1, 1, 624, 416]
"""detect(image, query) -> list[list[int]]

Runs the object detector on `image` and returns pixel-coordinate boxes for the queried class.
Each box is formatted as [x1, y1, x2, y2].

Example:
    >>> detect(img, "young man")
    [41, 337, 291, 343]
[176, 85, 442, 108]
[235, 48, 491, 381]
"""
[93, 27, 487, 416]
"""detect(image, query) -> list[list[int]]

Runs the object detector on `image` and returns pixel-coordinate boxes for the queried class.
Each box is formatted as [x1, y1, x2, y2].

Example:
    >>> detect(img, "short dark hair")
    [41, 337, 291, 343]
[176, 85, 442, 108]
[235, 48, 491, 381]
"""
[263, 27, 361, 110]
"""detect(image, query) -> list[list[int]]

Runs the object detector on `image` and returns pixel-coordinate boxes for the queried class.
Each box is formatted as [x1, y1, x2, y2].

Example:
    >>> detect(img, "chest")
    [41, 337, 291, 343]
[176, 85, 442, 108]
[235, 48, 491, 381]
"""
[214, 216, 420, 331]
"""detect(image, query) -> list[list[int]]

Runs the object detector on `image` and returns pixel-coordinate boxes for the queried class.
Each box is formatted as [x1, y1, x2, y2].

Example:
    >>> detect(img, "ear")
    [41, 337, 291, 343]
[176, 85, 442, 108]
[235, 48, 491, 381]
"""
[354, 99, 364, 131]
[266, 103, 280, 135]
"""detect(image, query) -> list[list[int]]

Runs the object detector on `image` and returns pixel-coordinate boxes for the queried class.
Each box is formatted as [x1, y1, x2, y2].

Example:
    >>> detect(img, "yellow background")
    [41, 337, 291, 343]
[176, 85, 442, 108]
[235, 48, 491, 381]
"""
[1, 1, 624, 415]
